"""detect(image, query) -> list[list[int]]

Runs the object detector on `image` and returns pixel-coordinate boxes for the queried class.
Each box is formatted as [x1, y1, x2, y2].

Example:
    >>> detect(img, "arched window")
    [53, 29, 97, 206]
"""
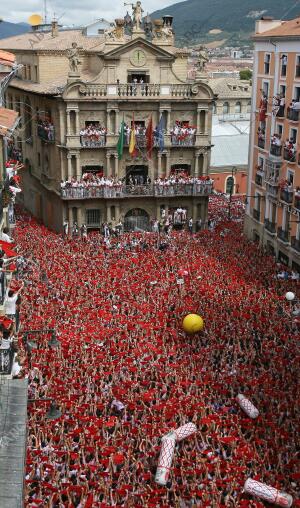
[225, 176, 235, 194]
[223, 102, 229, 114]
[235, 101, 241, 113]
[247, 100, 251, 113]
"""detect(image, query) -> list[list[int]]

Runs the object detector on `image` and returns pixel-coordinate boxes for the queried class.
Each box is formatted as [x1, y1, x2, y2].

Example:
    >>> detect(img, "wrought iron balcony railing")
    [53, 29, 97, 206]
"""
[283, 148, 296, 163]
[270, 144, 282, 157]
[277, 227, 289, 243]
[280, 189, 294, 204]
[287, 108, 300, 122]
[264, 219, 276, 234]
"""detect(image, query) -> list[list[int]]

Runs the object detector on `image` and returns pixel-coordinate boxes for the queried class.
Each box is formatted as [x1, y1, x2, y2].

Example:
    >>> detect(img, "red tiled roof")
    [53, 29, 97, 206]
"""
[255, 17, 300, 38]
[0, 107, 19, 136]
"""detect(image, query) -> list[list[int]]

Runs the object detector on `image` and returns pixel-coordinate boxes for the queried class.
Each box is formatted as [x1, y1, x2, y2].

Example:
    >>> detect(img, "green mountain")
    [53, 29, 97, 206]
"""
[151, 0, 300, 46]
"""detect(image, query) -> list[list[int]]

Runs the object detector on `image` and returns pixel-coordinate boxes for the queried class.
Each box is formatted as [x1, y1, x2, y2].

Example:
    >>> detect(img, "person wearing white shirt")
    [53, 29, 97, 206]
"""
[1, 228, 13, 243]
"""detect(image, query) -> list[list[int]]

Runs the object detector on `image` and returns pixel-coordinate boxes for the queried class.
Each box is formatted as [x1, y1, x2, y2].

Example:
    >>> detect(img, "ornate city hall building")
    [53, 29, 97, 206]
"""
[0, 4, 215, 232]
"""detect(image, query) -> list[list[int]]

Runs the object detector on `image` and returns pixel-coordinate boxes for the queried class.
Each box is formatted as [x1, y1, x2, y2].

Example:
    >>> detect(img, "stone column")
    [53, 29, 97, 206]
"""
[75, 153, 81, 180]
[106, 153, 111, 177]
[67, 153, 72, 179]
[68, 207, 73, 234]
[157, 153, 162, 179]
[106, 110, 111, 134]
[58, 104, 65, 144]
[204, 110, 209, 135]
[196, 108, 201, 133]
[203, 151, 208, 176]
[194, 152, 199, 177]
[114, 154, 118, 178]
[66, 110, 71, 136]
[107, 205, 111, 223]
[192, 202, 198, 232]
[165, 151, 170, 177]
[115, 109, 119, 135]
[115, 203, 121, 222]
[75, 109, 80, 135]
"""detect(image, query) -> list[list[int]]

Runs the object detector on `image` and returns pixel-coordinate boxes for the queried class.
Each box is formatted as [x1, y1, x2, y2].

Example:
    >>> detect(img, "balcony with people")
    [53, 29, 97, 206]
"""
[287, 102, 300, 122]
[170, 122, 196, 147]
[60, 171, 214, 200]
[80, 123, 107, 147]
[280, 183, 294, 204]
[270, 134, 282, 157]
[37, 119, 55, 143]
[283, 139, 296, 163]
[257, 127, 265, 149]
[272, 94, 285, 118]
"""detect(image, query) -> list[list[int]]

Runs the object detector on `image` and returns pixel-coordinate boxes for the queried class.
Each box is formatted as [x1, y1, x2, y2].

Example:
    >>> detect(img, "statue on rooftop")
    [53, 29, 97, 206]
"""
[124, 1, 144, 30]
[197, 46, 209, 72]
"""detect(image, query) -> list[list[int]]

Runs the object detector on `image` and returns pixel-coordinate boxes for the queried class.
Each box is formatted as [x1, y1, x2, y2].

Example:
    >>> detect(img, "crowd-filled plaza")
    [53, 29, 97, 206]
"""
[7, 196, 298, 507]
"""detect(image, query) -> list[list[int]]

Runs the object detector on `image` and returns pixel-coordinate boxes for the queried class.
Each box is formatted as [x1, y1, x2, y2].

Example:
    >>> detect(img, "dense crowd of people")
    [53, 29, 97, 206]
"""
[6, 195, 298, 507]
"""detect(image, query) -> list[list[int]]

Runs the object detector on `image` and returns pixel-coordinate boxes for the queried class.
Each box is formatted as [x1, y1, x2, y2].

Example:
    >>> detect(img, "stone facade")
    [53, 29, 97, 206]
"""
[1, 7, 215, 232]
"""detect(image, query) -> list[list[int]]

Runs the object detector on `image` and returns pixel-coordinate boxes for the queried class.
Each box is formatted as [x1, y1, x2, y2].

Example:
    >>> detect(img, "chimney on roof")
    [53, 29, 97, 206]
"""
[51, 17, 58, 37]
[255, 16, 282, 34]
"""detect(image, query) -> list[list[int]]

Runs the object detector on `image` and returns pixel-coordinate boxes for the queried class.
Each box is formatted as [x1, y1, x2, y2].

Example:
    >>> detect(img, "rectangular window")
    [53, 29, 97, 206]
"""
[287, 170, 294, 184]
[264, 53, 270, 74]
[262, 81, 269, 97]
[281, 54, 287, 77]
[86, 209, 100, 226]
[279, 85, 286, 96]
[295, 55, 300, 78]
[34, 65, 38, 82]
[294, 86, 300, 102]
[38, 152, 41, 166]
[290, 128, 297, 143]
[27, 66, 31, 81]
[276, 124, 283, 136]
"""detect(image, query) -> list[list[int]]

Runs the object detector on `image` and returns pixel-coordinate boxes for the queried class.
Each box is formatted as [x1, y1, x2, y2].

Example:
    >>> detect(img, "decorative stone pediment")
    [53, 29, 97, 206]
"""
[103, 37, 174, 62]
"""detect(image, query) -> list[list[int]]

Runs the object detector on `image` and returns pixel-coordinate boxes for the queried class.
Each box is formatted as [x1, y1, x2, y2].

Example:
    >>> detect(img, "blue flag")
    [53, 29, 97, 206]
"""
[157, 114, 165, 152]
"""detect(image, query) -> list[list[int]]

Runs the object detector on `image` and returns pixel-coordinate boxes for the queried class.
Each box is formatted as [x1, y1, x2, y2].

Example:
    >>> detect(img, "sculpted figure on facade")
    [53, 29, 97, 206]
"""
[104, 19, 125, 41]
[66, 42, 82, 73]
[197, 46, 209, 72]
[124, 1, 144, 30]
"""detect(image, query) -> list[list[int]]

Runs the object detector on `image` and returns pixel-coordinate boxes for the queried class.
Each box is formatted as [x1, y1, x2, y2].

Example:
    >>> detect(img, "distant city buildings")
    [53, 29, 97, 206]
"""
[245, 16, 300, 272]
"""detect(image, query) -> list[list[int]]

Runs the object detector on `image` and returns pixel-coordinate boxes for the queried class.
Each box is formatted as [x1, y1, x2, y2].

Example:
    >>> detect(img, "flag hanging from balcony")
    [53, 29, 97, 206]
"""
[117, 119, 125, 160]
[146, 115, 154, 159]
[129, 114, 137, 158]
[157, 114, 165, 152]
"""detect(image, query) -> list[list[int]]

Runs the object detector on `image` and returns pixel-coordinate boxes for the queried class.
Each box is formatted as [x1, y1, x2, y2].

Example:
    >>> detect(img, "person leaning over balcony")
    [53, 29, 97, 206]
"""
[4, 281, 24, 330]
[1, 227, 13, 243]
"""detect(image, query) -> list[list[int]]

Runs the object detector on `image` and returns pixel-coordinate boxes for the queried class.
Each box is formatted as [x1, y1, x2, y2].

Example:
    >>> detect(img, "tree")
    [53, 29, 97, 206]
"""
[239, 69, 252, 81]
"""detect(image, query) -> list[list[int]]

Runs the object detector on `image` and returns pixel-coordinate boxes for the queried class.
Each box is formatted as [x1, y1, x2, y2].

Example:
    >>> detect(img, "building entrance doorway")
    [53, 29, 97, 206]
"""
[124, 208, 150, 232]
[126, 165, 148, 184]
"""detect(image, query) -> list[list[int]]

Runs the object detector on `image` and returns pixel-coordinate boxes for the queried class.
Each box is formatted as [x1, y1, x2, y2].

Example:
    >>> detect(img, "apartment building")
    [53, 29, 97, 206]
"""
[245, 16, 300, 271]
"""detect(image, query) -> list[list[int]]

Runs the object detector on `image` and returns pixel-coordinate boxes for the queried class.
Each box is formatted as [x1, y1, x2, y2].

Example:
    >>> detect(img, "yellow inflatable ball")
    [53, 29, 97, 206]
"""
[182, 314, 204, 334]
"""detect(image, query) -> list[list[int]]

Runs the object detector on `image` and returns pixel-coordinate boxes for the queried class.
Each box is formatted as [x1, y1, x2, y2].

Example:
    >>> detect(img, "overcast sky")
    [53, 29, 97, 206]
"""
[2, 0, 184, 25]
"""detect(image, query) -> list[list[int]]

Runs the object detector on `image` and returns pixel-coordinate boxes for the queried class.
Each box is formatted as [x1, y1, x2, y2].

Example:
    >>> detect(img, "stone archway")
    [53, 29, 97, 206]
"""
[124, 208, 150, 232]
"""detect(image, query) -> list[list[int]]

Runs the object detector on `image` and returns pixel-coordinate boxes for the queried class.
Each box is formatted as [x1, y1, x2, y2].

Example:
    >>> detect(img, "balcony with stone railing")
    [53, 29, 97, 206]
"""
[280, 188, 294, 204]
[287, 108, 300, 122]
[264, 219, 276, 234]
[79, 83, 202, 99]
[291, 236, 300, 253]
[277, 227, 289, 244]
[61, 182, 214, 200]
[80, 134, 106, 147]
